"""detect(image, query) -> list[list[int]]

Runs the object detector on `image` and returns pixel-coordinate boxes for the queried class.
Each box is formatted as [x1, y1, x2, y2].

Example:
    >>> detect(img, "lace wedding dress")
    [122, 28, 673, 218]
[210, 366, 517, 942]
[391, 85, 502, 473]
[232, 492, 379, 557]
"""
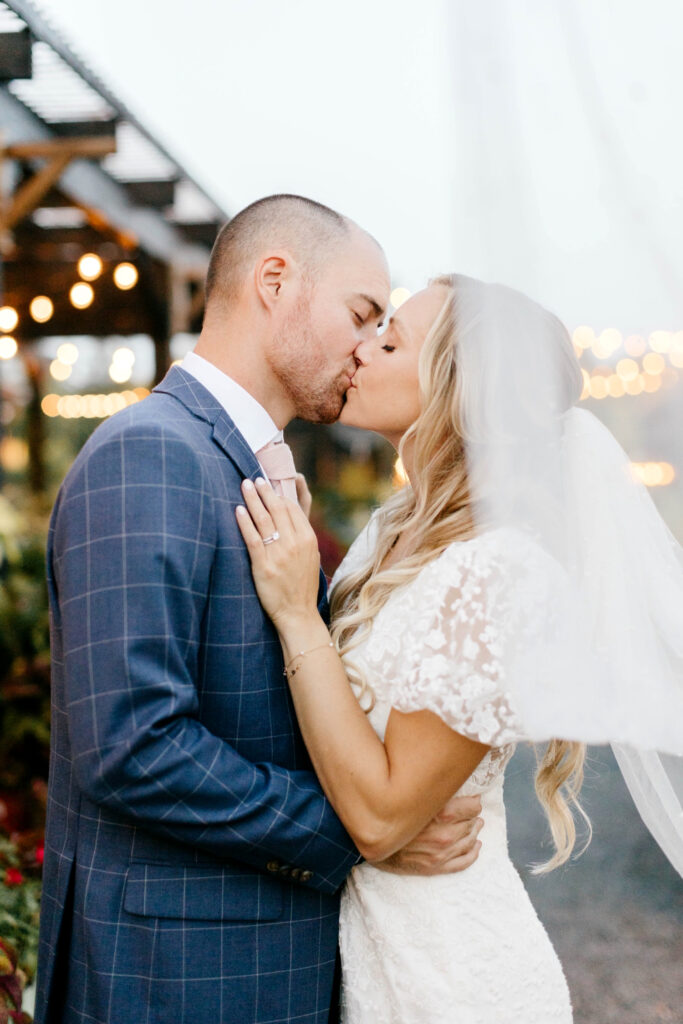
[331, 518, 573, 1024]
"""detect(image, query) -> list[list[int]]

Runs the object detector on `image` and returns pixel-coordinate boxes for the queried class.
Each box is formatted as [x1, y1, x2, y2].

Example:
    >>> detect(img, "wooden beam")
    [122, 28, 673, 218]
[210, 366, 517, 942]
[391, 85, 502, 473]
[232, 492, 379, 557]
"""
[0, 88, 210, 271]
[4, 137, 116, 160]
[2, 152, 72, 231]
[0, 136, 116, 234]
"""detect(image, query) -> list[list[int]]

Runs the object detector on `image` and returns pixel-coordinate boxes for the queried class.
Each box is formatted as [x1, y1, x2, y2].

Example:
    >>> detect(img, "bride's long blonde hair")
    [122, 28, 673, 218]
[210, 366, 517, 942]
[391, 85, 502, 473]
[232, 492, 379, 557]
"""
[330, 273, 590, 872]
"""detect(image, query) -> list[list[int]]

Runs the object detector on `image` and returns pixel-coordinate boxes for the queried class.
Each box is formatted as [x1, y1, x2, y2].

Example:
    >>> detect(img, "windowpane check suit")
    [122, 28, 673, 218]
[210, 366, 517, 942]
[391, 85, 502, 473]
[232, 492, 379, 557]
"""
[35, 366, 360, 1024]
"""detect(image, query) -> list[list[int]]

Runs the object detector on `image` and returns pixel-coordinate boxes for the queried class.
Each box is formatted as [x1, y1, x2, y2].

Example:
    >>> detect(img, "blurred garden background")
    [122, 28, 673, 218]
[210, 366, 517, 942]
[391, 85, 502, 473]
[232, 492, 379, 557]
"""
[0, 1, 681, 1020]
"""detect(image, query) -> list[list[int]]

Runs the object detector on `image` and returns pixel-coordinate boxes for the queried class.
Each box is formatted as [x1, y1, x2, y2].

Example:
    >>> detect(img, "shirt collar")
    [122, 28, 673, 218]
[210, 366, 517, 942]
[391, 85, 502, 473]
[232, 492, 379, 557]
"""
[181, 351, 281, 453]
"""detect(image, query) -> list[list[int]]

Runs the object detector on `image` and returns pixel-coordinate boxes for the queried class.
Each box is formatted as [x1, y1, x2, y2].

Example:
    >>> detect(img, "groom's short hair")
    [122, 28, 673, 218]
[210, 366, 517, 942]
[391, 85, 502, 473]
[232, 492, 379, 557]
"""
[205, 194, 350, 305]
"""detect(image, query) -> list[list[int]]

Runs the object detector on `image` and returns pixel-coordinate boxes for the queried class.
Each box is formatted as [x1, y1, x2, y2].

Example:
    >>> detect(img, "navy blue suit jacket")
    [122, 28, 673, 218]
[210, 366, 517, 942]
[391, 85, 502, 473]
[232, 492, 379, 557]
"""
[35, 367, 359, 1024]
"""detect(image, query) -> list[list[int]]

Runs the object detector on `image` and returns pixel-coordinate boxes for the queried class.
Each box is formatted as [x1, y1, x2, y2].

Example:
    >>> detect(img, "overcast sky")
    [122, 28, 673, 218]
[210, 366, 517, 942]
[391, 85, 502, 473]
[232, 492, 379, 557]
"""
[36, 0, 683, 333]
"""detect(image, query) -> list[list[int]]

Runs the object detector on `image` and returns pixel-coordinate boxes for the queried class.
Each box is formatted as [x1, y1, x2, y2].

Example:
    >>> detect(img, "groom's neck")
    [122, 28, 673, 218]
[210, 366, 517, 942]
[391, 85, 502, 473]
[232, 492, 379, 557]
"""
[195, 309, 294, 429]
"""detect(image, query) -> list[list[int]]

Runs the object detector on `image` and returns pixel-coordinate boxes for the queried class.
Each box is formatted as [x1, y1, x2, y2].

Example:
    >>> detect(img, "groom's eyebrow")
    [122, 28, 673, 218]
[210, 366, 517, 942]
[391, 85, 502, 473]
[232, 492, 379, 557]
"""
[357, 294, 386, 320]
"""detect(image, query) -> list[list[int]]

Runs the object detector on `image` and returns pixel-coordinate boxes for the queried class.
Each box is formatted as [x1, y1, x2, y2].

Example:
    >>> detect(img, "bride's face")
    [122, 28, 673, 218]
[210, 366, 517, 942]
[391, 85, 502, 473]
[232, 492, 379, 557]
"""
[340, 283, 449, 445]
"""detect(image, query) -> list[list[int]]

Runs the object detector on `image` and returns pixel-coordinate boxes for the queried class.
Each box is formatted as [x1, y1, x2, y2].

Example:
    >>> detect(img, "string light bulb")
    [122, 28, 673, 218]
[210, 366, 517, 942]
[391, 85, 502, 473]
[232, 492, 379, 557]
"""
[70, 282, 94, 309]
[0, 336, 18, 360]
[78, 253, 103, 281]
[30, 296, 54, 323]
[0, 306, 19, 332]
[113, 262, 138, 290]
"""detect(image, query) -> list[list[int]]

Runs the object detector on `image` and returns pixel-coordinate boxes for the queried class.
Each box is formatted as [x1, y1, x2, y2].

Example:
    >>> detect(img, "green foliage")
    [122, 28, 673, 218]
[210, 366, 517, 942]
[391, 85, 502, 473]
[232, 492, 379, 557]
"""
[0, 832, 42, 989]
[0, 498, 48, 999]
[0, 504, 51, 802]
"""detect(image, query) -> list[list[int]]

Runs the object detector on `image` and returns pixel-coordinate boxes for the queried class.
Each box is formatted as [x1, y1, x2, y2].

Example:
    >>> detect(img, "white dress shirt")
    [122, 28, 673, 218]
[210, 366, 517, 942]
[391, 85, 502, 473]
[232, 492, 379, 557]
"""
[181, 351, 282, 457]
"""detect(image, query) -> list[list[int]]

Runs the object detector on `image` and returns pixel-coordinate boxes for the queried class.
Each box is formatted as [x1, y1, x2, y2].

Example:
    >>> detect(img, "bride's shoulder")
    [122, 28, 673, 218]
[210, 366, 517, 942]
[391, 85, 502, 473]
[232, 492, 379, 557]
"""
[438, 527, 565, 585]
[330, 508, 381, 592]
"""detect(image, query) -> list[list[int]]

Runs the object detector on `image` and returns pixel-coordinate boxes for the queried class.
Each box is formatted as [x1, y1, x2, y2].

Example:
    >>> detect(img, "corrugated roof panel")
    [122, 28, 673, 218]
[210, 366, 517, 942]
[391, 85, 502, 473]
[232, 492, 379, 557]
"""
[9, 40, 115, 121]
[0, 2, 24, 31]
[1, 0, 228, 226]
[102, 121, 177, 182]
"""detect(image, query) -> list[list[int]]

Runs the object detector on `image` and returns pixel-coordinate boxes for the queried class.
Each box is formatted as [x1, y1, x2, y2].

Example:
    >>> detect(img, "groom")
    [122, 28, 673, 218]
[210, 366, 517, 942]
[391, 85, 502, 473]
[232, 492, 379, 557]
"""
[36, 195, 482, 1024]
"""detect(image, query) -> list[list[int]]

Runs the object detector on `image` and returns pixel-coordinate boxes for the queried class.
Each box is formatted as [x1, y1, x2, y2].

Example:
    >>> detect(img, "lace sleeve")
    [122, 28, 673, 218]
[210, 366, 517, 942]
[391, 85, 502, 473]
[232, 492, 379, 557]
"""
[376, 535, 527, 747]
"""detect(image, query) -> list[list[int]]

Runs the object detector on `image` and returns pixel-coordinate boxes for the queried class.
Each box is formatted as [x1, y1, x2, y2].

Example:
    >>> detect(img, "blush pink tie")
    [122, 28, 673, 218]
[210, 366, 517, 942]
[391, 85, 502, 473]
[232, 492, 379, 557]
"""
[255, 439, 299, 503]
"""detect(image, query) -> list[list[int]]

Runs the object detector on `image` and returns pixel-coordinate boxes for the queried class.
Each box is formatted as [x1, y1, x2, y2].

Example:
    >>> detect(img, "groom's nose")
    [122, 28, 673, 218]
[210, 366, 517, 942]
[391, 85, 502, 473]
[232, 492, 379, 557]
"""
[353, 339, 372, 366]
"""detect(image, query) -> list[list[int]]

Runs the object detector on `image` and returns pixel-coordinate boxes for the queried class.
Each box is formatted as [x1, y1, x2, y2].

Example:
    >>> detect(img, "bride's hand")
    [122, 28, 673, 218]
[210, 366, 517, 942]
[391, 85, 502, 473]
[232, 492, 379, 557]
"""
[295, 473, 312, 519]
[236, 477, 321, 631]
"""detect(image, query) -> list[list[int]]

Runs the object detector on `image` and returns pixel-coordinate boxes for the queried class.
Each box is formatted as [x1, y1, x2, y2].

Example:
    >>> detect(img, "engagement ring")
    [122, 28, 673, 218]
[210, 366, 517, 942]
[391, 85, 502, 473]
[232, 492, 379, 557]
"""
[262, 532, 280, 545]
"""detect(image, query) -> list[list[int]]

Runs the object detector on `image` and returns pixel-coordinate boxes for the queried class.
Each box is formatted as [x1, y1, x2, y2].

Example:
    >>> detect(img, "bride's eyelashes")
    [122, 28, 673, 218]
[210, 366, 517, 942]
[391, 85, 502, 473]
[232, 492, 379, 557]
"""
[381, 344, 396, 353]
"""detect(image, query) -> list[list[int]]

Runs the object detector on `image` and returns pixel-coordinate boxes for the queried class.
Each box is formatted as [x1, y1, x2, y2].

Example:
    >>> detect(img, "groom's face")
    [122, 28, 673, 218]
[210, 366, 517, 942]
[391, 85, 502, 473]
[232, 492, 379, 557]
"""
[270, 229, 390, 423]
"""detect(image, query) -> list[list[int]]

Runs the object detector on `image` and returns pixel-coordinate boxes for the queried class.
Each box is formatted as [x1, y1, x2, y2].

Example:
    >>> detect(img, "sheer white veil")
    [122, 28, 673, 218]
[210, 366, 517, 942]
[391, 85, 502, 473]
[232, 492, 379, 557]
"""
[449, 274, 683, 876]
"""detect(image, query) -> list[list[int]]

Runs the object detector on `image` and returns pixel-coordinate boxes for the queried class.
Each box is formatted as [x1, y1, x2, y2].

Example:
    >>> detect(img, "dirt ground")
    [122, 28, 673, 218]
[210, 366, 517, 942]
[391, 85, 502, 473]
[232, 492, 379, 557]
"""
[505, 745, 683, 1024]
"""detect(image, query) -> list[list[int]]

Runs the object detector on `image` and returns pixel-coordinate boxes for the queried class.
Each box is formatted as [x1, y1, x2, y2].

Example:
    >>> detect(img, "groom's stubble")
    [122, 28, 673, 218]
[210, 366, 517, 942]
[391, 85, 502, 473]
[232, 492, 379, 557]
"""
[269, 283, 354, 424]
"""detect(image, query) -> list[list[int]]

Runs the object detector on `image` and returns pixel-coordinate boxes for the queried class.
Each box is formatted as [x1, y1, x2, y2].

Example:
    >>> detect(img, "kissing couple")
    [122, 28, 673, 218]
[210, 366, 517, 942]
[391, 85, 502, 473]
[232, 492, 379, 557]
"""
[36, 194, 683, 1024]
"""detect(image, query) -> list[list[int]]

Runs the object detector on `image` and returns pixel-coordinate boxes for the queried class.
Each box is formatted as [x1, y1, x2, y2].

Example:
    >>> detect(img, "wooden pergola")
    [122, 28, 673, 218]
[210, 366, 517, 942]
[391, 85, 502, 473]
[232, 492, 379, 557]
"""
[0, 0, 227, 379]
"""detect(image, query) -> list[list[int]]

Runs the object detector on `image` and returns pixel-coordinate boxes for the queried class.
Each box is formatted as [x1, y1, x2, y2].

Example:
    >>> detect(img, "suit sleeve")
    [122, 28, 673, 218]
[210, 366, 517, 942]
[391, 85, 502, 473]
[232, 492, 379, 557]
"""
[52, 420, 359, 894]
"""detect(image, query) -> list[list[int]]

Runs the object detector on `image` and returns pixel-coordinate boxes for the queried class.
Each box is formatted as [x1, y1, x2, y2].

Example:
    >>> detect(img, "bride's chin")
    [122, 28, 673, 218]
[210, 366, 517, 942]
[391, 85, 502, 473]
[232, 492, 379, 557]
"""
[339, 399, 370, 429]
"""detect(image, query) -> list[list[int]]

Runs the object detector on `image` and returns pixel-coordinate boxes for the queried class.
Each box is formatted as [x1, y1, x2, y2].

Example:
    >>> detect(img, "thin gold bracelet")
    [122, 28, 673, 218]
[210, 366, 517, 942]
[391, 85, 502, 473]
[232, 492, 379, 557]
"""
[284, 641, 335, 679]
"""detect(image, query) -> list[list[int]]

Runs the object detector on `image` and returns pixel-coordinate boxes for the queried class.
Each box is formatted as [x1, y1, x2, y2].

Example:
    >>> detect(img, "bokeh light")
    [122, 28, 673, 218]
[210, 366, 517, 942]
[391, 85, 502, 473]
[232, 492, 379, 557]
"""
[624, 335, 647, 357]
[616, 358, 639, 381]
[109, 362, 132, 384]
[592, 328, 622, 359]
[630, 462, 676, 487]
[572, 326, 595, 351]
[41, 388, 149, 420]
[70, 282, 94, 309]
[648, 330, 672, 353]
[0, 306, 19, 332]
[0, 336, 18, 360]
[30, 296, 54, 323]
[57, 342, 79, 365]
[390, 287, 411, 309]
[78, 253, 103, 281]
[113, 262, 138, 290]
[642, 352, 665, 375]
[111, 346, 135, 367]
[0, 335, 18, 360]
[49, 359, 72, 381]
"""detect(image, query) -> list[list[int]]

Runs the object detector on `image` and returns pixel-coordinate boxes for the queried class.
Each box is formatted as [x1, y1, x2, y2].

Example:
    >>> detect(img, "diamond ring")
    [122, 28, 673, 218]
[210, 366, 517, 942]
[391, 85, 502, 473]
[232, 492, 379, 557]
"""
[262, 532, 280, 546]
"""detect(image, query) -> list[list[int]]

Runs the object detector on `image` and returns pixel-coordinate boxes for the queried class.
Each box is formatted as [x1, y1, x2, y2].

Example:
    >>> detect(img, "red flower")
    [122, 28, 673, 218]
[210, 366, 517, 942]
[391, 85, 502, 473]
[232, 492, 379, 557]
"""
[35, 845, 44, 866]
[3, 868, 23, 887]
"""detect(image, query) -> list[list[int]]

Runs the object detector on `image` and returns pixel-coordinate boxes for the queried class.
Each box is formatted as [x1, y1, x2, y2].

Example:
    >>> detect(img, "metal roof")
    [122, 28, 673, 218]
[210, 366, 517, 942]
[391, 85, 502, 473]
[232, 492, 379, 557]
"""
[0, 0, 228, 240]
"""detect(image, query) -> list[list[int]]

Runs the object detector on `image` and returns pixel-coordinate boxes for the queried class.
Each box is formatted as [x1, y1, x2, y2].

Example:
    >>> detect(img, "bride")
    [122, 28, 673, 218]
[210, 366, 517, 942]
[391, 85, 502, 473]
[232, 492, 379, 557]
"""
[235, 273, 683, 1023]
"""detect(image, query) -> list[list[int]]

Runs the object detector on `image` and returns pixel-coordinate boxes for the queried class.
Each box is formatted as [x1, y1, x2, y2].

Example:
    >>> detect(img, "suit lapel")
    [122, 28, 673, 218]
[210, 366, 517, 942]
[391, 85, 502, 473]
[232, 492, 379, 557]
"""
[154, 365, 263, 482]
[156, 366, 331, 617]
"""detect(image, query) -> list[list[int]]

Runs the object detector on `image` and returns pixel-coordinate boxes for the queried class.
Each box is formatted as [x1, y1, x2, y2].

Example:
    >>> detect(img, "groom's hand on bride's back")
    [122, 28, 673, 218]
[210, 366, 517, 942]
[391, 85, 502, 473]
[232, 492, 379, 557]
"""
[371, 794, 484, 875]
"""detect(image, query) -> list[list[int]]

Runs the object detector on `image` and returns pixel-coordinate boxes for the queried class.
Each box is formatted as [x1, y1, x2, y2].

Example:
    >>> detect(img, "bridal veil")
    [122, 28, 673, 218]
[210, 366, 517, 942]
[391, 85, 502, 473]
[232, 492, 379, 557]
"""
[448, 274, 683, 876]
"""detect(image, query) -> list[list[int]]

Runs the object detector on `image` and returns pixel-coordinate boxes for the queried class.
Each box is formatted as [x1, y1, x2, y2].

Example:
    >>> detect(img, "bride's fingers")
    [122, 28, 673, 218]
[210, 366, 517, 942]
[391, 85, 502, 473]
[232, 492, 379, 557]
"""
[252, 477, 297, 535]
[240, 480, 277, 539]
[240, 479, 293, 541]
[235, 503, 267, 564]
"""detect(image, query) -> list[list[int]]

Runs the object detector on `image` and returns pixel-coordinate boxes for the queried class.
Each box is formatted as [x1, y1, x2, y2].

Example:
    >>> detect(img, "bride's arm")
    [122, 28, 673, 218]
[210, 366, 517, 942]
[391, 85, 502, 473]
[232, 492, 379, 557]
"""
[236, 479, 490, 863]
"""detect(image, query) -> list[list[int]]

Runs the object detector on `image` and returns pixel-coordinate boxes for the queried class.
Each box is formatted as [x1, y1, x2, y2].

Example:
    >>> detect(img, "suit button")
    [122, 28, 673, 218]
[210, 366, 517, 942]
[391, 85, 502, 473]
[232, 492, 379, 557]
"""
[266, 860, 280, 874]
[300, 870, 313, 882]
[290, 868, 302, 881]
[278, 864, 292, 878]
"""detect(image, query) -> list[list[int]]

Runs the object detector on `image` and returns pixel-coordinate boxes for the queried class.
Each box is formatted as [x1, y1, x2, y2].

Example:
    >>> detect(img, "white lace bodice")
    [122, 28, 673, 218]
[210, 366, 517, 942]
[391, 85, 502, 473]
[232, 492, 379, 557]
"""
[331, 517, 536, 793]
[333, 515, 573, 1023]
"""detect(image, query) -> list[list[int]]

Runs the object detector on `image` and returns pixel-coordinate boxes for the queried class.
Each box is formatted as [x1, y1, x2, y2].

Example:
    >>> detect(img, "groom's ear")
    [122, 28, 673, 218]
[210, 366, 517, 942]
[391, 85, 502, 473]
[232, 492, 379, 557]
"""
[254, 253, 296, 311]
